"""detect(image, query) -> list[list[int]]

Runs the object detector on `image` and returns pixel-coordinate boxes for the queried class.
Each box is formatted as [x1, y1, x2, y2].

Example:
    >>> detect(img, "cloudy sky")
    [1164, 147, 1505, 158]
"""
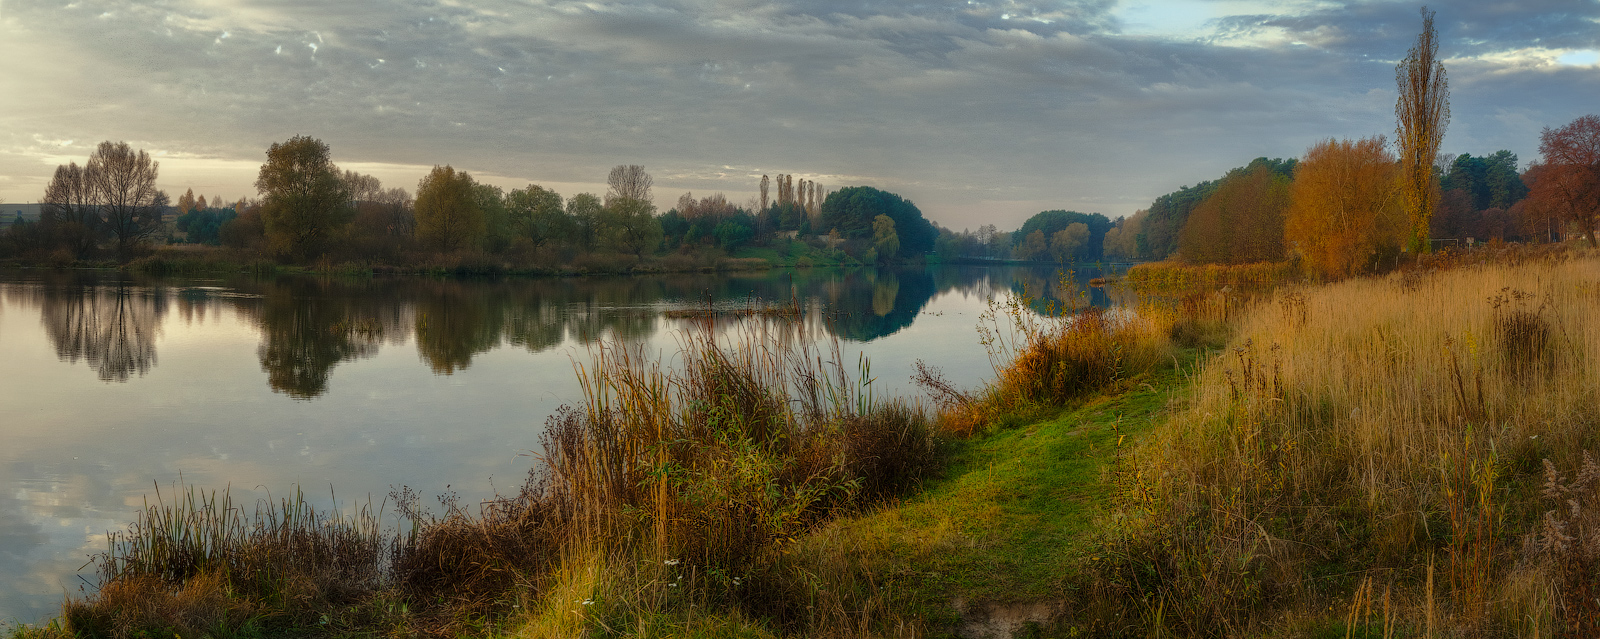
[0, 0, 1596, 229]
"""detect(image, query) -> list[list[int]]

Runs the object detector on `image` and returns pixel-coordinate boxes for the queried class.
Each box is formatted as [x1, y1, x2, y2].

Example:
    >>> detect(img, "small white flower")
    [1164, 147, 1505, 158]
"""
[664, 559, 680, 566]
[582, 599, 593, 605]
[668, 583, 678, 587]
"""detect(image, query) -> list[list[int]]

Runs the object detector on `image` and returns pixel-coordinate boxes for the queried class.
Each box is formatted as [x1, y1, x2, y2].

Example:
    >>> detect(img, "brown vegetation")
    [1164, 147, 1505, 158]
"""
[1100, 249, 1600, 635]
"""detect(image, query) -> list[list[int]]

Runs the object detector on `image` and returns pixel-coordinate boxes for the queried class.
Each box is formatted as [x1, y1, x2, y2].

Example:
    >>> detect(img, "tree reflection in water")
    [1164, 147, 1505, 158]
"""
[246, 278, 391, 398]
[5, 264, 1127, 399]
[37, 277, 162, 382]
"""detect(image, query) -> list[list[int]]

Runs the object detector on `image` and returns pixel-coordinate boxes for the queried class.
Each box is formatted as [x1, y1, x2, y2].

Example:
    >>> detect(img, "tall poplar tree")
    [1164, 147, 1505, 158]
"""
[1396, 7, 1450, 254]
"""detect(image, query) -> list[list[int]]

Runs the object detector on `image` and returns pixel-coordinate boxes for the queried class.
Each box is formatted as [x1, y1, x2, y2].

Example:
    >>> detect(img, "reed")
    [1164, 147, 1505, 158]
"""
[55, 318, 938, 637]
[928, 272, 1176, 436]
[1099, 249, 1600, 634]
[1124, 260, 1300, 289]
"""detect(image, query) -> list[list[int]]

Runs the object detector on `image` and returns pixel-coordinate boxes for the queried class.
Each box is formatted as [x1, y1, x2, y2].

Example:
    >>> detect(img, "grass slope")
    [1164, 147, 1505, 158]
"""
[792, 357, 1194, 636]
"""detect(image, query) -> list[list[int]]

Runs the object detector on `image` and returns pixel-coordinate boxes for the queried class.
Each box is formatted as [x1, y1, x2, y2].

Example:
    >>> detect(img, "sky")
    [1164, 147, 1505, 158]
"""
[0, 0, 1596, 230]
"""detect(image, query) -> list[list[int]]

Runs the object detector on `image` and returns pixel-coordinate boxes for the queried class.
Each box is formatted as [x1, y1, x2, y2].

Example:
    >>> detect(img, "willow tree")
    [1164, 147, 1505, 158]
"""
[1396, 7, 1450, 254]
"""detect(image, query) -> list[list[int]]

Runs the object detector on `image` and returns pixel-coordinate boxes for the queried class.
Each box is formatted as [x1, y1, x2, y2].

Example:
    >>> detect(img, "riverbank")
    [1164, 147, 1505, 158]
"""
[9, 246, 1596, 637]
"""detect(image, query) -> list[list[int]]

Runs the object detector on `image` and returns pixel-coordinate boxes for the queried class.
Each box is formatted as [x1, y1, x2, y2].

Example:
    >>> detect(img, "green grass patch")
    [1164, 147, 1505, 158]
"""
[783, 355, 1198, 634]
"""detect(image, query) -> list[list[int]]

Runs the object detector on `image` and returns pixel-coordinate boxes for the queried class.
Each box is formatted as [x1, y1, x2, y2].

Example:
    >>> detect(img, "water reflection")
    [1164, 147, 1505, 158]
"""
[34, 276, 162, 381]
[246, 279, 391, 398]
[7, 265, 1123, 399]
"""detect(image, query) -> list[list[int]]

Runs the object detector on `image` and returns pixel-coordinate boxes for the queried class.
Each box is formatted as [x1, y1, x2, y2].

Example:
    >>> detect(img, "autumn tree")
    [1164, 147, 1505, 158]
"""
[1178, 163, 1291, 264]
[177, 189, 196, 214]
[759, 175, 770, 212]
[1396, 7, 1450, 253]
[40, 161, 102, 258]
[1286, 137, 1405, 278]
[1528, 114, 1600, 247]
[414, 165, 484, 253]
[90, 142, 167, 259]
[1013, 230, 1048, 261]
[1049, 223, 1090, 263]
[255, 136, 353, 260]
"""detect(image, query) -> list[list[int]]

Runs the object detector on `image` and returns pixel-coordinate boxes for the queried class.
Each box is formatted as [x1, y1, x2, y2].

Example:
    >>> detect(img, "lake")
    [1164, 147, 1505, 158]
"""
[0, 264, 1126, 623]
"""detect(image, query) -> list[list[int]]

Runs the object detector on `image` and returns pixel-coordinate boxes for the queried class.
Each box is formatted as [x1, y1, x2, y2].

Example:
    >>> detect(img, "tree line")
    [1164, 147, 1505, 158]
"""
[1, 136, 967, 269]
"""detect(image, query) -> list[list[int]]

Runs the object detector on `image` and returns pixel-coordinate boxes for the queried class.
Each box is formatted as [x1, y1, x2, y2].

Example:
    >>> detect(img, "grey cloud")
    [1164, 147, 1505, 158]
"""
[0, 0, 1595, 227]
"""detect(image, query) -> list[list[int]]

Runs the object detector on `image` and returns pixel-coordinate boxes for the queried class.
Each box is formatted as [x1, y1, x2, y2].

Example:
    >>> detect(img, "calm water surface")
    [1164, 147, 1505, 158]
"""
[0, 265, 1125, 622]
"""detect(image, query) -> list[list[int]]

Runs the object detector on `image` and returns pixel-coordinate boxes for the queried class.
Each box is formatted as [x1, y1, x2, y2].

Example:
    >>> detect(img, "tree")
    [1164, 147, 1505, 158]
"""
[507, 184, 569, 247]
[1178, 163, 1291, 264]
[41, 161, 102, 258]
[872, 214, 900, 262]
[1529, 114, 1600, 247]
[414, 165, 485, 253]
[567, 193, 604, 250]
[255, 136, 353, 260]
[90, 141, 166, 259]
[177, 188, 196, 214]
[819, 186, 936, 258]
[605, 165, 653, 206]
[474, 182, 511, 252]
[1013, 230, 1049, 261]
[1013, 210, 1113, 262]
[759, 175, 770, 213]
[1286, 137, 1405, 278]
[1396, 7, 1450, 254]
[602, 197, 662, 257]
[1049, 223, 1089, 263]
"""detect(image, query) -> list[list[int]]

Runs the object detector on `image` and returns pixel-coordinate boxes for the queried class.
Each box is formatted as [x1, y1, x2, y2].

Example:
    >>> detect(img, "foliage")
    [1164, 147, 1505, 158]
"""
[1285, 137, 1405, 278]
[1177, 163, 1290, 264]
[1529, 114, 1600, 248]
[413, 164, 485, 253]
[1396, 7, 1450, 254]
[255, 135, 353, 260]
[1012, 210, 1111, 262]
[602, 197, 664, 256]
[507, 184, 570, 247]
[819, 186, 935, 258]
[175, 208, 238, 245]
[871, 214, 899, 262]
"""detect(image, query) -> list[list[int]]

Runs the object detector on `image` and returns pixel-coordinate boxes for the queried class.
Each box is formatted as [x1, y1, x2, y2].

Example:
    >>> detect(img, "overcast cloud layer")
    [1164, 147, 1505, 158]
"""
[1, 0, 1596, 228]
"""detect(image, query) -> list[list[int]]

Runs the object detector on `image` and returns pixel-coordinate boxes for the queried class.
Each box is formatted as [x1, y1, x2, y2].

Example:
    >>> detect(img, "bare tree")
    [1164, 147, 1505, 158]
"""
[759, 174, 770, 211]
[41, 161, 103, 257]
[342, 170, 384, 205]
[89, 141, 165, 259]
[1396, 6, 1450, 254]
[606, 165, 653, 205]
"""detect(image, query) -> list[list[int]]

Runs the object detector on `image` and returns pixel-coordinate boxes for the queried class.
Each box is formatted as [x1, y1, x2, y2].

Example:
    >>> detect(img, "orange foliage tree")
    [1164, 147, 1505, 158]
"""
[1527, 114, 1600, 247]
[1285, 137, 1405, 278]
[1178, 164, 1291, 264]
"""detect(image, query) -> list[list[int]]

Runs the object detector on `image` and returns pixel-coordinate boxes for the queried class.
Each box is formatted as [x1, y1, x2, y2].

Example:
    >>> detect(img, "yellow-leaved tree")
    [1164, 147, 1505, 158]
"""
[1285, 137, 1405, 278]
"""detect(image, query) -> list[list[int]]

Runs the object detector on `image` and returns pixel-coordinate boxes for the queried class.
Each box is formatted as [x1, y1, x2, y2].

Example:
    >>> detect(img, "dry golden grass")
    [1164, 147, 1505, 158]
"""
[1103, 250, 1600, 635]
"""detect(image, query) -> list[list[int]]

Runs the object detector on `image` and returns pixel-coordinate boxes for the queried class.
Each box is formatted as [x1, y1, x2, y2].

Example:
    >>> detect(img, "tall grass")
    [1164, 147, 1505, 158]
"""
[1101, 250, 1600, 634]
[66, 485, 393, 637]
[1125, 260, 1300, 289]
[916, 273, 1177, 436]
[55, 319, 938, 637]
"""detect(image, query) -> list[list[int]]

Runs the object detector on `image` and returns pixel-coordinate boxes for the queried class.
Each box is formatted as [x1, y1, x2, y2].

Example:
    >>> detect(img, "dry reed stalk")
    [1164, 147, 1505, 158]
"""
[1107, 253, 1600, 633]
